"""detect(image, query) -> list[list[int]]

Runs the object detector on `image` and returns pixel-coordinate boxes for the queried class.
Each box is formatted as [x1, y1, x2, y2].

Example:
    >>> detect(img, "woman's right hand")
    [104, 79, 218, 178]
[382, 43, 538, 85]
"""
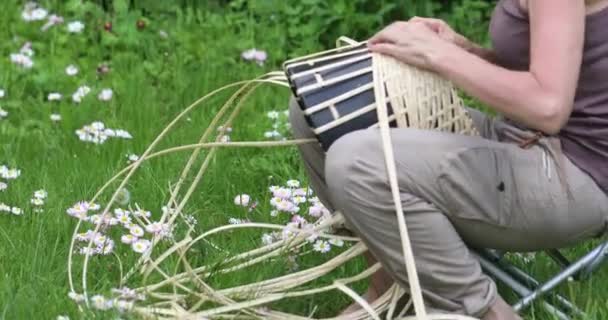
[408, 17, 472, 50]
[408, 16, 495, 62]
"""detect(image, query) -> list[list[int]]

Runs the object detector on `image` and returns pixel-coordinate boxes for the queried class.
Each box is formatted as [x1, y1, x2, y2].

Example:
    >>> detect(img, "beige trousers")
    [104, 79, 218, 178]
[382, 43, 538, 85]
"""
[288, 99, 608, 317]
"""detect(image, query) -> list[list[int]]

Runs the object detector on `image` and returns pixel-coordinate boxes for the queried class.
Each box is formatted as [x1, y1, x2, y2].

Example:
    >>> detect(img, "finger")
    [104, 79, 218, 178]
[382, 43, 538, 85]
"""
[370, 44, 430, 69]
[409, 16, 443, 32]
[368, 31, 393, 46]
[367, 42, 403, 58]
[368, 22, 406, 44]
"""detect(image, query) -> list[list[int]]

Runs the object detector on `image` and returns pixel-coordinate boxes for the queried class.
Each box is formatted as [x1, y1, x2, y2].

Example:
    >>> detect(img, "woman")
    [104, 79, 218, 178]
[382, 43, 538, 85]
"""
[289, 0, 608, 319]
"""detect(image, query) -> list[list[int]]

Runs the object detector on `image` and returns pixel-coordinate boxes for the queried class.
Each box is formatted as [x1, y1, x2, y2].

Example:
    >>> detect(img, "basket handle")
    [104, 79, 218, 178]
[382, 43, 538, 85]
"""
[336, 36, 360, 47]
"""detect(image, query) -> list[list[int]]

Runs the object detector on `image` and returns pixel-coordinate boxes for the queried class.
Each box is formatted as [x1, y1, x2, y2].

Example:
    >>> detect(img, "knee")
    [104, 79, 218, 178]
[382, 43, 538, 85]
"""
[325, 130, 384, 203]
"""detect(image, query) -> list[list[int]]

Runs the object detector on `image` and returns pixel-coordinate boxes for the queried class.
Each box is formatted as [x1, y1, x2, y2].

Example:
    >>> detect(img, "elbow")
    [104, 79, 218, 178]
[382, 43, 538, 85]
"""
[537, 99, 571, 135]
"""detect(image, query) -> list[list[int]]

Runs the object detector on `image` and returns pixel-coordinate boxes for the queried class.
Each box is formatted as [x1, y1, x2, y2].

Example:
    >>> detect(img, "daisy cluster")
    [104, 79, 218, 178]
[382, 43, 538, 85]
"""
[217, 125, 232, 143]
[75, 121, 133, 144]
[0, 164, 21, 191]
[10, 42, 35, 69]
[30, 189, 47, 212]
[67, 201, 172, 256]
[263, 110, 290, 140]
[241, 48, 268, 66]
[68, 286, 144, 312]
[0, 165, 24, 215]
[0, 203, 23, 216]
[234, 179, 341, 255]
[11, 2, 118, 133]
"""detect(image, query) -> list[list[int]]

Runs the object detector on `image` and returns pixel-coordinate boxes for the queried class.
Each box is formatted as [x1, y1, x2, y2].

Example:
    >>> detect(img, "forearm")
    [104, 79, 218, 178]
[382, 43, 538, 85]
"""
[431, 46, 567, 134]
[454, 34, 497, 63]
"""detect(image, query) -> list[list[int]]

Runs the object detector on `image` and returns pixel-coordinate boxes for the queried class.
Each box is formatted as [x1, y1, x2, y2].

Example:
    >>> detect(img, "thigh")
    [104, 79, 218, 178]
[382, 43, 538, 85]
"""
[329, 127, 608, 251]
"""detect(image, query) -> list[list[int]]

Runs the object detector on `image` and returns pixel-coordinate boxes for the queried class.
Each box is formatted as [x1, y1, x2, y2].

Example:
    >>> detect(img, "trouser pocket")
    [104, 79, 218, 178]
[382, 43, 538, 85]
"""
[437, 146, 515, 227]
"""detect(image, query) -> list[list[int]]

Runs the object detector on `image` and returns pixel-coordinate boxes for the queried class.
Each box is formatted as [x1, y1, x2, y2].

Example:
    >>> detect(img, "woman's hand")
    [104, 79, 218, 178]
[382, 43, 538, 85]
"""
[367, 20, 459, 70]
[409, 17, 472, 49]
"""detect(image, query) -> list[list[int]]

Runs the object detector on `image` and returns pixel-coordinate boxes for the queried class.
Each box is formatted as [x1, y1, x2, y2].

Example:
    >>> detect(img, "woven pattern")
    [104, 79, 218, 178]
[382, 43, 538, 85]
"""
[284, 43, 478, 151]
[375, 55, 478, 136]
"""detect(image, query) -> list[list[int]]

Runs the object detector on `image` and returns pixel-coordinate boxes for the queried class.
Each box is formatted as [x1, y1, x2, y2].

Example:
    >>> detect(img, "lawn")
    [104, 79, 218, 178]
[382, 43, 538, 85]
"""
[0, 1, 606, 319]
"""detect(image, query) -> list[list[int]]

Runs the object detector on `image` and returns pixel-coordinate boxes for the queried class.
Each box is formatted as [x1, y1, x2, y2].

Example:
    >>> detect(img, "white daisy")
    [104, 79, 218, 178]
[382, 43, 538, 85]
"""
[68, 291, 86, 303]
[65, 64, 78, 76]
[41, 14, 64, 32]
[72, 85, 90, 103]
[0, 203, 10, 212]
[50, 113, 61, 122]
[114, 129, 132, 139]
[272, 187, 292, 199]
[261, 233, 274, 245]
[228, 217, 243, 224]
[132, 239, 151, 253]
[267, 111, 279, 119]
[22, 4, 48, 22]
[286, 180, 300, 188]
[98, 88, 113, 101]
[34, 189, 47, 199]
[96, 239, 114, 255]
[293, 188, 308, 197]
[78, 247, 96, 255]
[10, 53, 34, 69]
[126, 154, 139, 163]
[47, 92, 62, 101]
[133, 208, 151, 218]
[217, 125, 232, 133]
[129, 225, 144, 237]
[263, 130, 281, 139]
[67, 21, 84, 33]
[120, 234, 137, 244]
[0, 89, 4, 98]
[20, 44, 34, 57]
[90, 295, 110, 310]
[10, 207, 23, 215]
[0, 182, 6, 192]
[2, 168, 21, 180]
[292, 195, 306, 204]
[233, 194, 250, 207]
[0, 108, 7, 119]
[313, 240, 331, 253]
[275, 199, 298, 213]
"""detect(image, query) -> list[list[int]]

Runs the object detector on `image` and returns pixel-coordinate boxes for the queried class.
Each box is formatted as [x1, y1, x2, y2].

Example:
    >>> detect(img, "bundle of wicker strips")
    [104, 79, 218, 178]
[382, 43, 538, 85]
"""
[68, 38, 480, 319]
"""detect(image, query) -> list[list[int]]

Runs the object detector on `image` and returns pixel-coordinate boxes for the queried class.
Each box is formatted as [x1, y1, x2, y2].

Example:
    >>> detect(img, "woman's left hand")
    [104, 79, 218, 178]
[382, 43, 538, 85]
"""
[367, 20, 458, 71]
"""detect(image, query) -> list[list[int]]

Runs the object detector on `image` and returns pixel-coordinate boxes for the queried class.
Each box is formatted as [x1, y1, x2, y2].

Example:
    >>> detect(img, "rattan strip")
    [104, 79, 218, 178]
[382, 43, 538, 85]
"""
[284, 46, 367, 70]
[297, 66, 373, 95]
[303, 83, 374, 115]
[373, 52, 479, 320]
[290, 53, 371, 80]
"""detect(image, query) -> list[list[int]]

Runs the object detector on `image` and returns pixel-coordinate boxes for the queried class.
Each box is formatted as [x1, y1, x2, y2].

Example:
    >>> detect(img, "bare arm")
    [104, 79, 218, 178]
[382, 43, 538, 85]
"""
[369, 0, 585, 134]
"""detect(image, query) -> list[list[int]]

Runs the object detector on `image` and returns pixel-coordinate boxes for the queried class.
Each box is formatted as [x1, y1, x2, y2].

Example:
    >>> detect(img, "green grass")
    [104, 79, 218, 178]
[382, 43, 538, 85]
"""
[0, 1, 606, 319]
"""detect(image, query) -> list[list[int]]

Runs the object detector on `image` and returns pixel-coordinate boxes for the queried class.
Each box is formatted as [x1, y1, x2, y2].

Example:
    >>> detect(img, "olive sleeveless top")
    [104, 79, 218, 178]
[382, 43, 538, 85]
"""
[490, 0, 608, 193]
